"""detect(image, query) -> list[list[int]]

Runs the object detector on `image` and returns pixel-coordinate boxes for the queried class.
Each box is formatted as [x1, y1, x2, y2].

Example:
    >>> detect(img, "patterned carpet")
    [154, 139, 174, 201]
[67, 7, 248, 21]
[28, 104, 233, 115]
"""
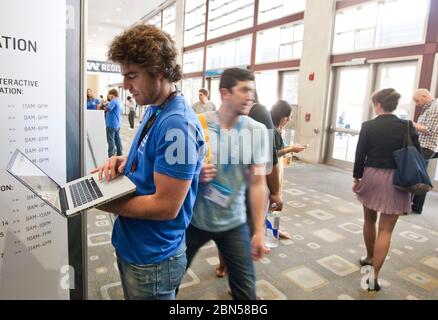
[86, 115, 438, 300]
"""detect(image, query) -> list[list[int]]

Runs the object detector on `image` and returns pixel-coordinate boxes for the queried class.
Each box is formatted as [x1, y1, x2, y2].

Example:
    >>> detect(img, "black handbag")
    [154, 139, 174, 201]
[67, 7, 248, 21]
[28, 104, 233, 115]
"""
[392, 121, 433, 195]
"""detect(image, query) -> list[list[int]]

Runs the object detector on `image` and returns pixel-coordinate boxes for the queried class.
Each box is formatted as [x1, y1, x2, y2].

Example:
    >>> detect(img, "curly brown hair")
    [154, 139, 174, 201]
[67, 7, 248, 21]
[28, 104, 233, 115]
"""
[107, 24, 182, 82]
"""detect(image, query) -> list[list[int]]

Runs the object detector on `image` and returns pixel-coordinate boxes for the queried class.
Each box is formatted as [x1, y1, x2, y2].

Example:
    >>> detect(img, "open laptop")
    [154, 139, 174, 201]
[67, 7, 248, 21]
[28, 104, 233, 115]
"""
[6, 149, 136, 218]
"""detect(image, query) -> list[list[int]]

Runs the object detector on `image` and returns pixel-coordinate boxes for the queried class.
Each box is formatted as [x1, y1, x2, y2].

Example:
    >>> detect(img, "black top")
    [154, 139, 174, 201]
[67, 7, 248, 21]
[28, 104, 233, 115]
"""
[249, 103, 278, 166]
[353, 114, 421, 179]
[274, 130, 284, 153]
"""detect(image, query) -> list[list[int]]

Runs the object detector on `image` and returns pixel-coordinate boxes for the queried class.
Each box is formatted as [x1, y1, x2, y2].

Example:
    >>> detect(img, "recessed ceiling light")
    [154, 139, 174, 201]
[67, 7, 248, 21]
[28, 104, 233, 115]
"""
[98, 27, 103, 31]
[106, 18, 111, 23]
[116, 8, 121, 12]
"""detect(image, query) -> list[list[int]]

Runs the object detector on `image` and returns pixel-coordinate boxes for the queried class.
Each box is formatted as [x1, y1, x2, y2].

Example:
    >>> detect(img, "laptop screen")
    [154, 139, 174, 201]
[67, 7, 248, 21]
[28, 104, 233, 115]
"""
[7, 150, 61, 212]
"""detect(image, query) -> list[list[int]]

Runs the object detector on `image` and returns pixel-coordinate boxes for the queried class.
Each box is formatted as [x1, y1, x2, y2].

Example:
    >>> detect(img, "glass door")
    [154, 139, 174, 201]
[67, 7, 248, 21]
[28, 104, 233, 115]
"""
[326, 60, 420, 170]
[280, 70, 299, 145]
[327, 65, 372, 168]
[374, 61, 418, 120]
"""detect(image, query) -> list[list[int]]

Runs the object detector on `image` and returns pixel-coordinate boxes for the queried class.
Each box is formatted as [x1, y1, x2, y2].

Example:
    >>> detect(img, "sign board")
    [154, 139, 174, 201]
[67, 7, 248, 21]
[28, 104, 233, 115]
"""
[86, 60, 121, 74]
[85, 110, 108, 173]
[0, 0, 69, 299]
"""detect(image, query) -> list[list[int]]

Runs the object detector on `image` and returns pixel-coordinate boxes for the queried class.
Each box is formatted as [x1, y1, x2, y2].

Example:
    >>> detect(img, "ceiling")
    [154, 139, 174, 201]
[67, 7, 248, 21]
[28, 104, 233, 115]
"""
[87, 0, 165, 60]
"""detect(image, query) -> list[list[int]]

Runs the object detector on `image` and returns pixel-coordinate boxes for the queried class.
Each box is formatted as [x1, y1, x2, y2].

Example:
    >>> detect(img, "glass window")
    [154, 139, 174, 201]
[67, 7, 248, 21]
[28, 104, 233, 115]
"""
[332, 134, 360, 162]
[258, 0, 306, 24]
[376, 0, 428, 47]
[257, 28, 280, 63]
[255, 70, 279, 110]
[355, 28, 374, 51]
[207, 0, 254, 40]
[356, 3, 378, 30]
[333, 0, 429, 54]
[206, 35, 252, 70]
[182, 77, 203, 105]
[184, 0, 206, 47]
[147, 13, 162, 29]
[235, 36, 252, 66]
[333, 31, 355, 53]
[183, 48, 204, 73]
[256, 23, 303, 63]
[335, 8, 356, 34]
[281, 71, 299, 105]
[208, 77, 221, 108]
[333, 3, 378, 53]
[163, 4, 176, 38]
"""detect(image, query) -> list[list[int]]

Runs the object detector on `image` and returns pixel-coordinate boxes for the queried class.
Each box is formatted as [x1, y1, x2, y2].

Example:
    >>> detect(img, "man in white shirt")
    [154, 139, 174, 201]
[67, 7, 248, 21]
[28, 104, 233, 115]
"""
[412, 88, 438, 214]
[192, 88, 216, 113]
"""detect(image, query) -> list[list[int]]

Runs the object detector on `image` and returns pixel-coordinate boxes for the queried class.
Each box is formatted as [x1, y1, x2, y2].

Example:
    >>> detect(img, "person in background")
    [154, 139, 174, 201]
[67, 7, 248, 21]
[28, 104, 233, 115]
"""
[352, 88, 421, 291]
[411, 89, 438, 214]
[100, 94, 109, 109]
[183, 68, 268, 300]
[127, 96, 136, 130]
[105, 88, 123, 157]
[192, 88, 216, 113]
[270, 100, 307, 238]
[215, 91, 283, 280]
[87, 88, 101, 110]
[271, 100, 307, 159]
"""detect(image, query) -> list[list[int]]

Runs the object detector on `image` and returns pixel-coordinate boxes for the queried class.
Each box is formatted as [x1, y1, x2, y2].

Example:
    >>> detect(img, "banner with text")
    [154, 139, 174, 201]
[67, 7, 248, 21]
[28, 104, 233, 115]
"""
[87, 60, 121, 74]
[0, 0, 69, 299]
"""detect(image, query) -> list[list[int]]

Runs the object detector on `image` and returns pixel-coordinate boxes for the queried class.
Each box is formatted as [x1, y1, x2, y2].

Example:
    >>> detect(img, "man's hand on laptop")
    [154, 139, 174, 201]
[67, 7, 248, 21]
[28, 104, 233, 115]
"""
[92, 155, 128, 182]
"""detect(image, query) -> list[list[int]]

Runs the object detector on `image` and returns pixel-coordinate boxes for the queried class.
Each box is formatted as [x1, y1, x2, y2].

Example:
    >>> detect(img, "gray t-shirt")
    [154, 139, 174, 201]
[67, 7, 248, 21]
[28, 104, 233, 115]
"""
[127, 100, 136, 112]
[192, 100, 216, 113]
[191, 111, 269, 232]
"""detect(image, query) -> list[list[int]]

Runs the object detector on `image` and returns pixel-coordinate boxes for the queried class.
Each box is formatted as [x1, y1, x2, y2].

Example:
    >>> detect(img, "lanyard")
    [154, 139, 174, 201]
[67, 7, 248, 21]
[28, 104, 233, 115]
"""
[130, 90, 178, 173]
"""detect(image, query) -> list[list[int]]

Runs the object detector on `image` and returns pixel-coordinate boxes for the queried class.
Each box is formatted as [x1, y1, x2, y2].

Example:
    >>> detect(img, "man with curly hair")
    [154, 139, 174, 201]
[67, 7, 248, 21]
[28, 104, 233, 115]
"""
[93, 24, 205, 300]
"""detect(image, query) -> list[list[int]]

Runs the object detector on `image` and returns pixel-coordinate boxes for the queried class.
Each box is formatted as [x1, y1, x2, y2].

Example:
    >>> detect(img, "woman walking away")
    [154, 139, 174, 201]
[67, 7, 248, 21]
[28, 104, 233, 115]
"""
[353, 88, 421, 291]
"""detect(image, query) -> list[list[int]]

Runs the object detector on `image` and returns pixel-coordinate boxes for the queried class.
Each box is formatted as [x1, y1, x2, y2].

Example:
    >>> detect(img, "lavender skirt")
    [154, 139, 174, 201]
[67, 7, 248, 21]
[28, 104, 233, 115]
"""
[355, 167, 411, 215]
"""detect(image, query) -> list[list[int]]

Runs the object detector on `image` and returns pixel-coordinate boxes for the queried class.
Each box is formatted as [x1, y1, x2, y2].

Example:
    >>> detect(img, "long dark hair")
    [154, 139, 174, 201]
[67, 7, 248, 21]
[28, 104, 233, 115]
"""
[271, 100, 292, 127]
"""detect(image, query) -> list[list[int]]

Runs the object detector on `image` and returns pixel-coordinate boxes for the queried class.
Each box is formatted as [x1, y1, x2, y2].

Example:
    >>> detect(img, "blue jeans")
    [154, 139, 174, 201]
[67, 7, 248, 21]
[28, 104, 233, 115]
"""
[185, 223, 256, 300]
[116, 247, 187, 300]
[106, 127, 123, 157]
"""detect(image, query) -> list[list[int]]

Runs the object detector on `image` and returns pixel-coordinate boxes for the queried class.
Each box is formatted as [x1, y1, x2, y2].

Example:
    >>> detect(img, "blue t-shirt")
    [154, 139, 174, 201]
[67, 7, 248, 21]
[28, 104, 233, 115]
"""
[112, 95, 205, 264]
[105, 98, 122, 128]
[87, 98, 100, 110]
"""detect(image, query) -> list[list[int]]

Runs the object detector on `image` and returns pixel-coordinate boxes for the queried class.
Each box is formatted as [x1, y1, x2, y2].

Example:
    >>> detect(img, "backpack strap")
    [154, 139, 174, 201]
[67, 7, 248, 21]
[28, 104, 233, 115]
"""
[197, 113, 211, 163]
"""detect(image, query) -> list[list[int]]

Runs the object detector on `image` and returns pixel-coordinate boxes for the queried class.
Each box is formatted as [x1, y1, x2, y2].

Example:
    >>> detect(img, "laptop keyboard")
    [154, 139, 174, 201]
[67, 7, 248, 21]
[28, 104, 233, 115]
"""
[69, 177, 103, 208]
